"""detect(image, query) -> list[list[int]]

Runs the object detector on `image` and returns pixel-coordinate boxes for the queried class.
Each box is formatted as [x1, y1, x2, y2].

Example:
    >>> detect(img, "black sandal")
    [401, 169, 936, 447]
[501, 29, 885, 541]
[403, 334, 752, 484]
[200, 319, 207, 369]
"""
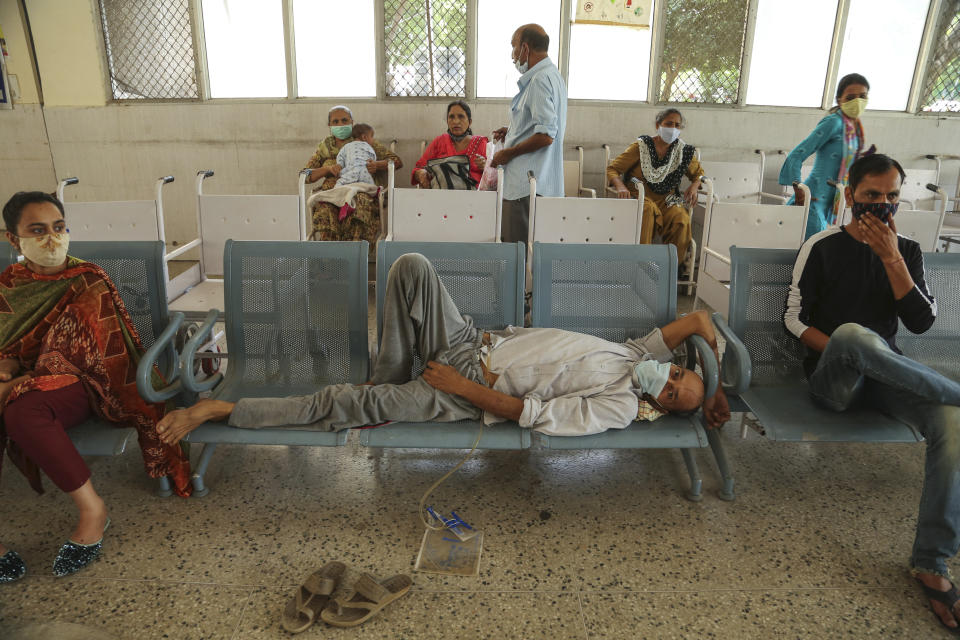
[916, 577, 960, 633]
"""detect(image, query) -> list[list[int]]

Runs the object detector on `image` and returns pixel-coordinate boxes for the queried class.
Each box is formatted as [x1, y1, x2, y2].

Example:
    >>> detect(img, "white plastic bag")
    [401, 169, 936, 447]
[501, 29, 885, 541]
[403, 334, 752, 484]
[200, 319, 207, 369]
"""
[477, 140, 499, 191]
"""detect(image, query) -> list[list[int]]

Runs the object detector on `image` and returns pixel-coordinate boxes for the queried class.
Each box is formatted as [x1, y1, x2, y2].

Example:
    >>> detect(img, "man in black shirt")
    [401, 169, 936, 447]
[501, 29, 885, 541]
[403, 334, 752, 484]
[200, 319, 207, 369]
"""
[785, 154, 960, 630]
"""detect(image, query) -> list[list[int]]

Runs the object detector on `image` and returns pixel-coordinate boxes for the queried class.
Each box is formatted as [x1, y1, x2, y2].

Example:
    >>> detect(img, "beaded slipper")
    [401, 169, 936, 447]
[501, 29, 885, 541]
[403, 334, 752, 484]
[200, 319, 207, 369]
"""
[0, 550, 27, 583]
[53, 518, 110, 577]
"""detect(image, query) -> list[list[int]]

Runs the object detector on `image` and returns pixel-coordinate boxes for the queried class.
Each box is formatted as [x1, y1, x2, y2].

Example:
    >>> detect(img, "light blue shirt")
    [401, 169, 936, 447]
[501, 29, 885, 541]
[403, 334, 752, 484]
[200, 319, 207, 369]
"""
[503, 57, 567, 200]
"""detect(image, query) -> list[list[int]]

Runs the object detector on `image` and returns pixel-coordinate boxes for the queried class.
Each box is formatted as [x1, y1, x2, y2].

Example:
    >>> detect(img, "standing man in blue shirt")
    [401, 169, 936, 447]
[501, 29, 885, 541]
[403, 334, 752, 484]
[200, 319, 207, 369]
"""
[490, 24, 567, 244]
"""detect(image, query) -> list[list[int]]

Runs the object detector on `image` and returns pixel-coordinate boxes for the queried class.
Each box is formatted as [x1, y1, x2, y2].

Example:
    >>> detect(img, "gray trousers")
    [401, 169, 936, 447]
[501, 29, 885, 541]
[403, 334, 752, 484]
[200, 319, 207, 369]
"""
[501, 197, 530, 244]
[229, 253, 487, 431]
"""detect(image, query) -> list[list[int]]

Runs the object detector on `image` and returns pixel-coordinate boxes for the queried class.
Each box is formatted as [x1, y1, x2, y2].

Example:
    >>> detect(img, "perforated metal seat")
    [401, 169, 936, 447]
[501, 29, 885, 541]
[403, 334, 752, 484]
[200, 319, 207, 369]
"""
[363, 241, 530, 449]
[531, 242, 733, 501]
[181, 240, 370, 495]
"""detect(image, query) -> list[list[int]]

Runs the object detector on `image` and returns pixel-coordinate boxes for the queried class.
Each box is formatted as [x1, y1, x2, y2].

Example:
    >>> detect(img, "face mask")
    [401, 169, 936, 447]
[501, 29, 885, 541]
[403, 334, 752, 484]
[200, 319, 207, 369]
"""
[447, 129, 468, 142]
[331, 125, 353, 140]
[632, 360, 672, 398]
[513, 45, 529, 74]
[852, 200, 898, 224]
[840, 97, 868, 119]
[658, 126, 681, 144]
[19, 232, 70, 267]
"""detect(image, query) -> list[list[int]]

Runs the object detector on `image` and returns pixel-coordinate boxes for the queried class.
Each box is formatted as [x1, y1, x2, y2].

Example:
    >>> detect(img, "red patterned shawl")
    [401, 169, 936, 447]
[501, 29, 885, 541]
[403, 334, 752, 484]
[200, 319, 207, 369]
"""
[0, 258, 192, 497]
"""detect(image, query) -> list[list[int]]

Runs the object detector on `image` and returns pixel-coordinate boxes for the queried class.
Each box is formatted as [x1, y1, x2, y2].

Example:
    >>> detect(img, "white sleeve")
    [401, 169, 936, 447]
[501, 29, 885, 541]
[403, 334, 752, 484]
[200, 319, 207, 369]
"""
[520, 391, 638, 436]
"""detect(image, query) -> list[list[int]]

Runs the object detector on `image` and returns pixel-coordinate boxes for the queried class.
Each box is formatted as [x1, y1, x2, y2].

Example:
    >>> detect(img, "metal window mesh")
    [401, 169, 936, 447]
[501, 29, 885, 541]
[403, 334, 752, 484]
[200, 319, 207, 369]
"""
[384, 0, 467, 97]
[920, 0, 960, 113]
[657, 0, 750, 104]
[98, 0, 199, 100]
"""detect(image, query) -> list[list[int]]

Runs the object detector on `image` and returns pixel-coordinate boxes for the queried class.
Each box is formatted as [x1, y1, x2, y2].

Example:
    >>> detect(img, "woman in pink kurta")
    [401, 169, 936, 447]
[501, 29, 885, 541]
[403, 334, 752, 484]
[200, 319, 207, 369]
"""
[412, 101, 488, 189]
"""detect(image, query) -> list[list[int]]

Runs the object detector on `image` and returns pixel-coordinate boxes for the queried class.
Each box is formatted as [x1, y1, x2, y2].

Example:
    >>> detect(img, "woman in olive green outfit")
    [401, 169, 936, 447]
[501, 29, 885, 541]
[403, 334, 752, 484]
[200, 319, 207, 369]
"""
[304, 106, 402, 258]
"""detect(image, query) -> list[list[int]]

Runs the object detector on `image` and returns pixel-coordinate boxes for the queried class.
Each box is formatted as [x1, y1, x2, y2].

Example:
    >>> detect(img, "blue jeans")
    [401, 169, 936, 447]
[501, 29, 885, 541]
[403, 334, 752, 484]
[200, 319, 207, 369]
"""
[808, 323, 960, 578]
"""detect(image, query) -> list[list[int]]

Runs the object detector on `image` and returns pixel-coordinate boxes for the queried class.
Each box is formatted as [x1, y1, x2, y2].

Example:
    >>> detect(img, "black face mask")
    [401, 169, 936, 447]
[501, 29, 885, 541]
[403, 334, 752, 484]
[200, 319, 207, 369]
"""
[852, 200, 898, 224]
[447, 129, 469, 142]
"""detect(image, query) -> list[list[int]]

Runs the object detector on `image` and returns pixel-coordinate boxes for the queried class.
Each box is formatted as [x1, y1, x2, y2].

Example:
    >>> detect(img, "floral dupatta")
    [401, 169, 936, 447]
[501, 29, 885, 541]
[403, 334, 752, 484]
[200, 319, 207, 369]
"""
[0, 258, 192, 496]
[831, 114, 865, 224]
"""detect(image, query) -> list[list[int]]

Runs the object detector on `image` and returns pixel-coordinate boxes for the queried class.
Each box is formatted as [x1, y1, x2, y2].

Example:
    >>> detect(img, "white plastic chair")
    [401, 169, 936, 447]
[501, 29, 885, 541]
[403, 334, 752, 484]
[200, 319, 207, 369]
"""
[563, 146, 597, 198]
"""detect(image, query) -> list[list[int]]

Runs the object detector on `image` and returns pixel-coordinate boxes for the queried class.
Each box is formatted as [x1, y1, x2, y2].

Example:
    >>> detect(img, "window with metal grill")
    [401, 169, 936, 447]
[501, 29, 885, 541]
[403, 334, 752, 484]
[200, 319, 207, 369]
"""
[384, 0, 468, 97]
[98, 0, 200, 100]
[656, 0, 750, 104]
[920, 0, 960, 113]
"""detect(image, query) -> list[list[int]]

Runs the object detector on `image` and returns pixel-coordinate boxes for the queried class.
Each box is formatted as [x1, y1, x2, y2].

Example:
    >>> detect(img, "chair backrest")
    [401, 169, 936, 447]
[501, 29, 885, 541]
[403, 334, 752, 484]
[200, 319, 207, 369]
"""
[387, 189, 501, 242]
[221, 240, 369, 396]
[727, 247, 806, 385]
[889, 209, 943, 252]
[0, 244, 18, 268]
[900, 169, 939, 209]
[700, 160, 762, 201]
[376, 241, 525, 352]
[563, 160, 581, 197]
[531, 242, 677, 342]
[702, 201, 806, 282]
[532, 197, 643, 245]
[198, 194, 302, 276]
[65, 201, 162, 242]
[69, 241, 169, 352]
[897, 252, 960, 380]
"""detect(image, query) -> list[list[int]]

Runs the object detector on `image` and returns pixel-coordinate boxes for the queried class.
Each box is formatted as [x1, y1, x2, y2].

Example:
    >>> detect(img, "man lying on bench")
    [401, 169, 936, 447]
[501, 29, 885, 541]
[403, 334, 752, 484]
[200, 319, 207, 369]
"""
[157, 253, 730, 444]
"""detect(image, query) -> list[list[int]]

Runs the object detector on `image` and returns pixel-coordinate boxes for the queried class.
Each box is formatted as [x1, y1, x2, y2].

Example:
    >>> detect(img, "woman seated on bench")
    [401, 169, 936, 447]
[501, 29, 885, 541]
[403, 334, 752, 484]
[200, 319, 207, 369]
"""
[0, 192, 192, 584]
[156, 254, 730, 444]
[412, 100, 488, 190]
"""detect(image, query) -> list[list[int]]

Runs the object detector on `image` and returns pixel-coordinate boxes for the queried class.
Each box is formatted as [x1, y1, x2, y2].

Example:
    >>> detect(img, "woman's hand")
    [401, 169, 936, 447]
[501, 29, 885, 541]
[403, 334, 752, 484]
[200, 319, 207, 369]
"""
[610, 177, 631, 199]
[0, 359, 20, 382]
[366, 159, 385, 173]
[684, 180, 701, 208]
[474, 154, 486, 170]
[793, 184, 805, 206]
[328, 164, 342, 179]
[415, 169, 432, 189]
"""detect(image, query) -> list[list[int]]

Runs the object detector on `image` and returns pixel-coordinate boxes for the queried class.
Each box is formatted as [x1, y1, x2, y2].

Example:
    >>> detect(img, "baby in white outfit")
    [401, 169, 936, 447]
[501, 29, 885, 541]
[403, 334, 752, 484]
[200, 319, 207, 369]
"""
[335, 124, 378, 186]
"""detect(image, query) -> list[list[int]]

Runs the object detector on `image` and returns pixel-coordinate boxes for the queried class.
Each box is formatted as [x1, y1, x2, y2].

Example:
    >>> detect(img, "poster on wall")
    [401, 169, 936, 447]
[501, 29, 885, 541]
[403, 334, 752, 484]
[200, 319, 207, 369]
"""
[0, 24, 9, 106]
[574, 0, 653, 28]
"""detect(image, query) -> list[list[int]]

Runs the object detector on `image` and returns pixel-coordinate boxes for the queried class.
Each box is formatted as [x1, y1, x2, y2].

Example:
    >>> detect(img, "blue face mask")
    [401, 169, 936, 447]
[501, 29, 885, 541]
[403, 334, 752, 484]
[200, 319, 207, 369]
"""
[852, 200, 898, 224]
[632, 360, 672, 398]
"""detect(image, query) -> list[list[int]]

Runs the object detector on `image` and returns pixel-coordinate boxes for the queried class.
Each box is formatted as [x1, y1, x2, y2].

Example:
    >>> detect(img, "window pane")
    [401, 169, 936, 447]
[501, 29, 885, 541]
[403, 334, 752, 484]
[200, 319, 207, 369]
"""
[294, 0, 375, 97]
[658, 0, 750, 103]
[568, 19, 651, 101]
[202, 0, 287, 98]
[837, 0, 929, 111]
[384, 0, 467, 97]
[746, 0, 837, 107]
[476, 0, 561, 98]
[919, 0, 960, 112]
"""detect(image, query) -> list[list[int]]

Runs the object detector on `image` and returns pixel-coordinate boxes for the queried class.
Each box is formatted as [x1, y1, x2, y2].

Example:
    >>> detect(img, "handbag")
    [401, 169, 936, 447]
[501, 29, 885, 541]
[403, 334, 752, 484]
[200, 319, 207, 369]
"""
[424, 155, 477, 190]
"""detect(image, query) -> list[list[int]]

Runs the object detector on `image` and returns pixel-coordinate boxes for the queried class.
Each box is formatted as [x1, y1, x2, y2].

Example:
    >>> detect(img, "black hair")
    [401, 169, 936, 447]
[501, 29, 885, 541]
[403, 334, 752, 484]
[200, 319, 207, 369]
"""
[519, 26, 549, 52]
[351, 123, 374, 138]
[655, 108, 684, 128]
[3, 191, 65, 233]
[848, 153, 905, 193]
[835, 73, 869, 102]
[446, 100, 474, 135]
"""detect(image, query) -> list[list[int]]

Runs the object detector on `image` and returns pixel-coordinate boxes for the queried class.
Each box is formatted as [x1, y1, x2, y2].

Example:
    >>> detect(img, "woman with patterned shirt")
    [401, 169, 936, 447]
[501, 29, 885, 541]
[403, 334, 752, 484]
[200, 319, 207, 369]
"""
[606, 108, 703, 263]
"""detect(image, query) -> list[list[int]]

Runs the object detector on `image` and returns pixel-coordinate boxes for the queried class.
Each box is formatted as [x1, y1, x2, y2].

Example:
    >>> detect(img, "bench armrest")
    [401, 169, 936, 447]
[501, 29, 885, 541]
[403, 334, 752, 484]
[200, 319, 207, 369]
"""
[137, 311, 185, 403]
[711, 312, 752, 395]
[685, 334, 718, 399]
[179, 308, 225, 393]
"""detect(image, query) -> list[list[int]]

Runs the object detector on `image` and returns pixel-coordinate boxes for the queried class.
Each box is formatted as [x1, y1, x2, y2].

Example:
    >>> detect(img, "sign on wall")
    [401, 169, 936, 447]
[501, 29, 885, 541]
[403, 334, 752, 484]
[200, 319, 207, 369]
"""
[575, 0, 653, 28]
[0, 23, 9, 107]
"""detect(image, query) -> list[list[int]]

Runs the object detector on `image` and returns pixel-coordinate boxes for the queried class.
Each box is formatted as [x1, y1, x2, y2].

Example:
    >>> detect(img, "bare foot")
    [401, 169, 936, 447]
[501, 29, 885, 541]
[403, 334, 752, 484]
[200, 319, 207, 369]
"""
[71, 496, 108, 544]
[916, 571, 960, 629]
[157, 399, 234, 445]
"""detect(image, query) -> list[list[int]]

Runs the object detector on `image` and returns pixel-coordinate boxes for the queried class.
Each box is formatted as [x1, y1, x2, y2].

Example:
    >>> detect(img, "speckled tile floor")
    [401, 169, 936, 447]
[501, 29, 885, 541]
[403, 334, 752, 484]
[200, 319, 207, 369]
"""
[0, 292, 955, 639]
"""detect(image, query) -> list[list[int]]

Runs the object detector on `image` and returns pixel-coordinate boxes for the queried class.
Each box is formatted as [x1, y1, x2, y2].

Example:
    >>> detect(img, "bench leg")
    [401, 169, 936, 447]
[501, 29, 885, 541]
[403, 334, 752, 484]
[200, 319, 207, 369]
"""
[191, 443, 219, 498]
[707, 429, 736, 501]
[156, 475, 172, 498]
[679, 448, 703, 502]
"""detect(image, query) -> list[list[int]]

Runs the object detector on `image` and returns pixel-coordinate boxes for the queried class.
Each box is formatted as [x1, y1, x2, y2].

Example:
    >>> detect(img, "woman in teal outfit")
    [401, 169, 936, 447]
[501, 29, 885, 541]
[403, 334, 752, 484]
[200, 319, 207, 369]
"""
[779, 73, 873, 239]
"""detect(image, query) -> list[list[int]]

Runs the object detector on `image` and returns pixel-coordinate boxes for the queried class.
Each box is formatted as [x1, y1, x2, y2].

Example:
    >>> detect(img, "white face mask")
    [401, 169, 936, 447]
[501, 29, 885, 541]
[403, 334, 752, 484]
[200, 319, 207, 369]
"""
[19, 232, 70, 268]
[632, 359, 672, 398]
[513, 44, 529, 74]
[658, 126, 681, 144]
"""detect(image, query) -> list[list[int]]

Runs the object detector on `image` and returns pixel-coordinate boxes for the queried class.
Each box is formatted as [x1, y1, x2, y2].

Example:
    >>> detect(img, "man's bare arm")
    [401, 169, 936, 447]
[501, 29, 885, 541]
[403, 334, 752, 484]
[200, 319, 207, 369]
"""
[660, 310, 720, 367]
[799, 327, 830, 353]
[422, 361, 523, 421]
[157, 399, 235, 445]
[490, 133, 554, 168]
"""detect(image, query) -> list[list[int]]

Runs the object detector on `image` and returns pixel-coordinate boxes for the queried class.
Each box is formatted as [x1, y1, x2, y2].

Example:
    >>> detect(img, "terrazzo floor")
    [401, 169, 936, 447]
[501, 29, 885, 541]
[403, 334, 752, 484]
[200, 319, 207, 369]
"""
[0, 292, 954, 639]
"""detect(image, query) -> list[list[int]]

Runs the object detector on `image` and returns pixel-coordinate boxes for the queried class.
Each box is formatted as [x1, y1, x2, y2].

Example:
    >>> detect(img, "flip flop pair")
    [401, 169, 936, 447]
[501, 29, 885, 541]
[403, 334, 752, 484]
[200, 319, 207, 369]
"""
[282, 563, 412, 633]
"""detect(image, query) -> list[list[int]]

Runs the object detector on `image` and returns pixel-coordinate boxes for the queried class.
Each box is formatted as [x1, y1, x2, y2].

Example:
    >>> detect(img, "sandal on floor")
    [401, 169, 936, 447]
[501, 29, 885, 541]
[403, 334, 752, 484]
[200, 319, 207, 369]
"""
[320, 572, 412, 628]
[281, 561, 346, 633]
[916, 576, 960, 633]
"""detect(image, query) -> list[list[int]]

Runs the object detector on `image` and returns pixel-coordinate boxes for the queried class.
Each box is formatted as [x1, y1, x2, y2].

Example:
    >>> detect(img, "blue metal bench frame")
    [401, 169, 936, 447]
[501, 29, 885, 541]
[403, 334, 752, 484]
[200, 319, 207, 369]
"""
[531, 242, 732, 501]
[166, 240, 370, 496]
[713, 246, 960, 443]
[361, 240, 531, 449]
